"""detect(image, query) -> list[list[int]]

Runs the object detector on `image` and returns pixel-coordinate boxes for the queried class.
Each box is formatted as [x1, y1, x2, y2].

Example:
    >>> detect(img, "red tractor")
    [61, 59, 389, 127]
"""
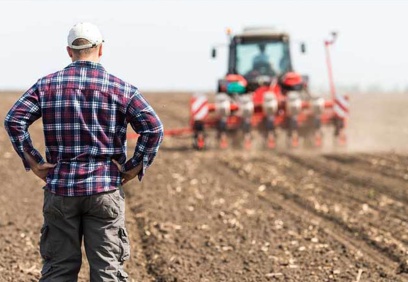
[167, 27, 348, 150]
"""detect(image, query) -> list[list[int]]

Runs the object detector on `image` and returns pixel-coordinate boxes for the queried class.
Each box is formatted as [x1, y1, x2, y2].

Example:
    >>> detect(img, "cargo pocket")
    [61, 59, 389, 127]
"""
[40, 224, 52, 261]
[41, 263, 52, 276]
[118, 228, 130, 262]
[43, 190, 64, 219]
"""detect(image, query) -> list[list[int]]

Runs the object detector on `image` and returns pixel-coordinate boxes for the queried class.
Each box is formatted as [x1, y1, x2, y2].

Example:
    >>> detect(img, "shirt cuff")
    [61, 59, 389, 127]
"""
[23, 148, 45, 171]
[124, 155, 148, 181]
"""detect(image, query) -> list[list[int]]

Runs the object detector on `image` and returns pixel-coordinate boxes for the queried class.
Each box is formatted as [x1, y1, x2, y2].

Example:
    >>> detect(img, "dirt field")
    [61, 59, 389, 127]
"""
[0, 91, 408, 282]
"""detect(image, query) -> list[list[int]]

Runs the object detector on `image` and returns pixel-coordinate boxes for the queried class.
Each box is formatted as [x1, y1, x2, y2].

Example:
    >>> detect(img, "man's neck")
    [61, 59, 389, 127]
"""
[72, 57, 100, 63]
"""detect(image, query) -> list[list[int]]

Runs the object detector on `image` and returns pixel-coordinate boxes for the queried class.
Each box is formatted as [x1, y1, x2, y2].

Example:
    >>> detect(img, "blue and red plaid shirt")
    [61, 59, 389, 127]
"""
[4, 61, 163, 196]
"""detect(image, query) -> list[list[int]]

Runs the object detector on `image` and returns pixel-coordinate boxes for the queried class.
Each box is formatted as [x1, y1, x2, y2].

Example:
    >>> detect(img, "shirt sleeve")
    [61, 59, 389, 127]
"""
[124, 90, 164, 180]
[3, 83, 45, 170]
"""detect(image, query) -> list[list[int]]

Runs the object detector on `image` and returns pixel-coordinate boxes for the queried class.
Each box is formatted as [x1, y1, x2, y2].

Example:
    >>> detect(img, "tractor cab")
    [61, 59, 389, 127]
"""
[214, 27, 296, 93]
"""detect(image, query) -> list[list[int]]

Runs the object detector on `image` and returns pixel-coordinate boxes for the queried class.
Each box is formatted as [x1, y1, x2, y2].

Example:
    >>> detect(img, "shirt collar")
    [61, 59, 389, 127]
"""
[65, 60, 105, 71]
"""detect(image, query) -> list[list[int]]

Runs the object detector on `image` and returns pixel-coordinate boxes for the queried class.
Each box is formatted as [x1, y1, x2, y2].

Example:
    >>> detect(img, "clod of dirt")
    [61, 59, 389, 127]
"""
[396, 259, 408, 274]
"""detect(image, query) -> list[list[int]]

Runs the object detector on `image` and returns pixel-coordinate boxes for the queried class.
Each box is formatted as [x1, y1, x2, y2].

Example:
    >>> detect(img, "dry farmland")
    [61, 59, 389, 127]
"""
[0, 91, 408, 281]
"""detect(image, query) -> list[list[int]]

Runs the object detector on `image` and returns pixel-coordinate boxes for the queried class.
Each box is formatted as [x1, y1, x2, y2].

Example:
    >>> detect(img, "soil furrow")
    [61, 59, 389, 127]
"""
[284, 153, 408, 204]
[124, 151, 399, 281]
[227, 153, 408, 273]
[247, 154, 408, 242]
[219, 154, 408, 281]
[323, 153, 408, 182]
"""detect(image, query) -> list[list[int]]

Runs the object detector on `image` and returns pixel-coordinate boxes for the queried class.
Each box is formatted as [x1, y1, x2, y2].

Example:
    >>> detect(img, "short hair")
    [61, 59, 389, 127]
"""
[71, 38, 97, 57]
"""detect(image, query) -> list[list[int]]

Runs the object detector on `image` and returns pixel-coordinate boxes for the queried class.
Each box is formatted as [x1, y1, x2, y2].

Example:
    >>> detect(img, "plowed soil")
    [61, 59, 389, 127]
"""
[0, 91, 408, 282]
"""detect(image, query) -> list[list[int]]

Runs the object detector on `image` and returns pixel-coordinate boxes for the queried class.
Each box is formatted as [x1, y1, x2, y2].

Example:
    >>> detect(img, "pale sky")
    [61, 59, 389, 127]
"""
[1, 0, 408, 93]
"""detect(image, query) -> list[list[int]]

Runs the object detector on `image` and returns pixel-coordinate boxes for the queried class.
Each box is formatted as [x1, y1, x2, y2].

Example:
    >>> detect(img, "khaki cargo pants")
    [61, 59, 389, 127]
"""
[39, 187, 130, 281]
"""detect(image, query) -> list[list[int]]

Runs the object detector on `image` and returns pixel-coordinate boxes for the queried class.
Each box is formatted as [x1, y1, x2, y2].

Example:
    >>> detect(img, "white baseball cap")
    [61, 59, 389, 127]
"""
[67, 22, 104, 50]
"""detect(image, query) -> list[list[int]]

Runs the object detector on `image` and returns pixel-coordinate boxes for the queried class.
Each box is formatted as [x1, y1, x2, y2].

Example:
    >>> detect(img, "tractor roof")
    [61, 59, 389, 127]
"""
[237, 27, 289, 39]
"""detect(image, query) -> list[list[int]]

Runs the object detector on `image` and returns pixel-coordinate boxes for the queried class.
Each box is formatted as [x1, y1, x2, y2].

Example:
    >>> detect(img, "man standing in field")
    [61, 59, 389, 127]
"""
[4, 22, 163, 281]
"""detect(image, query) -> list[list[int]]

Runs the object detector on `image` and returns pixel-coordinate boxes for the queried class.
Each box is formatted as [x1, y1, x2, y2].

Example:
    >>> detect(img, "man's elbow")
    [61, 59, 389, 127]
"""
[4, 116, 12, 132]
[158, 123, 164, 141]
[4, 115, 24, 136]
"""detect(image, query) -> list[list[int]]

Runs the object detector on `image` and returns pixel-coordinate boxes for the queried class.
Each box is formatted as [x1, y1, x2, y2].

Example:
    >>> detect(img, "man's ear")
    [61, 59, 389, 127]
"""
[67, 46, 73, 58]
[98, 44, 103, 57]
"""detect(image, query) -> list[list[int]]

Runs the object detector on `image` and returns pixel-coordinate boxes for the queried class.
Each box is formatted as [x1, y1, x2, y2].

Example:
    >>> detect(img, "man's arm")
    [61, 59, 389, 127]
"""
[120, 90, 163, 184]
[113, 160, 142, 185]
[23, 152, 56, 182]
[4, 84, 46, 171]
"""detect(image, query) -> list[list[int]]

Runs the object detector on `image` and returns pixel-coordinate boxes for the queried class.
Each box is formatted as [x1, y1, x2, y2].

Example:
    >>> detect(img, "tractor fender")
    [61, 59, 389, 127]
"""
[190, 94, 209, 121]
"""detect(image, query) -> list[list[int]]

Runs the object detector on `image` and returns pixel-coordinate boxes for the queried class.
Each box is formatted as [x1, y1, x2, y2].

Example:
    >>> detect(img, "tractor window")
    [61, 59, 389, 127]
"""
[235, 41, 291, 77]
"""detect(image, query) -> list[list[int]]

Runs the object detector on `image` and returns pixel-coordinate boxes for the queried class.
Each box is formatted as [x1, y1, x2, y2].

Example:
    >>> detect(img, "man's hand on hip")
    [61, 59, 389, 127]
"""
[112, 160, 142, 185]
[23, 152, 56, 183]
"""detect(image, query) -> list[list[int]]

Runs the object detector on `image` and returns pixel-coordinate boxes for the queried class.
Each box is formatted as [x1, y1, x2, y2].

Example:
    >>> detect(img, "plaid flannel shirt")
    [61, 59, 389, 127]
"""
[4, 61, 163, 196]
